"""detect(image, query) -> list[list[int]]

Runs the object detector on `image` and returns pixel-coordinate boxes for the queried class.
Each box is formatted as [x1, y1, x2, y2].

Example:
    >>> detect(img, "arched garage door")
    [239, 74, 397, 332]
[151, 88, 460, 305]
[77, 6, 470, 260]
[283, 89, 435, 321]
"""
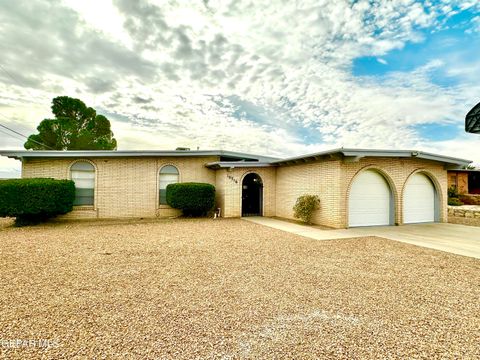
[349, 170, 392, 227]
[403, 173, 435, 224]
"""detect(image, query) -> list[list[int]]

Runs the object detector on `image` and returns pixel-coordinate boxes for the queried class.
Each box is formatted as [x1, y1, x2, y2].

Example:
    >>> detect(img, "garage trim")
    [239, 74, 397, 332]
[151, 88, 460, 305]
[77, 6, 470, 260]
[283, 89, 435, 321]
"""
[402, 169, 443, 223]
[346, 165, 398, 227]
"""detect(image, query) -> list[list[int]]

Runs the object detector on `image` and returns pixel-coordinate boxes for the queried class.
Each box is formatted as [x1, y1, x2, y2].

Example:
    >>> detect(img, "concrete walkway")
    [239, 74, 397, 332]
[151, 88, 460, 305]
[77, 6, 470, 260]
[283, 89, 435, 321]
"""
[243, 217, 480, 259]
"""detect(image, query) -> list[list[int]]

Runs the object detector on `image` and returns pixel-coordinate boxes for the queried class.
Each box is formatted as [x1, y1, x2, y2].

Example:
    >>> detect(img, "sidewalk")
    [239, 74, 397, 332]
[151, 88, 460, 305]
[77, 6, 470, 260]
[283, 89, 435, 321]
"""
[243, 216, 480, 259]
[243, 216, 357, 240]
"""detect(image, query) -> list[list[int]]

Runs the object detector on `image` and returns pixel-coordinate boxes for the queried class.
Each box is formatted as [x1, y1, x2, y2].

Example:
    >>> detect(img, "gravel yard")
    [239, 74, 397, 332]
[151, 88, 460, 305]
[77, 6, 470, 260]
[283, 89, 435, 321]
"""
[0, 218, 479, 359]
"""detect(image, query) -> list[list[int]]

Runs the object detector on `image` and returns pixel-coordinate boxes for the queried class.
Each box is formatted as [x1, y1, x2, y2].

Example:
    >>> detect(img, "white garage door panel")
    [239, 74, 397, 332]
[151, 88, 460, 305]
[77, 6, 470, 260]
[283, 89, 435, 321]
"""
[403, 174, 435, 223]
[349, 170, 391, 227]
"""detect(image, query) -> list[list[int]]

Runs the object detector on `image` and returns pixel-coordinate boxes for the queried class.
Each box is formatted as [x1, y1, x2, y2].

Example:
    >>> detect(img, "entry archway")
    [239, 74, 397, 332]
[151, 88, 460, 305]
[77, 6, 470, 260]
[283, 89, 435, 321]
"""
[242, 173, 263, 216]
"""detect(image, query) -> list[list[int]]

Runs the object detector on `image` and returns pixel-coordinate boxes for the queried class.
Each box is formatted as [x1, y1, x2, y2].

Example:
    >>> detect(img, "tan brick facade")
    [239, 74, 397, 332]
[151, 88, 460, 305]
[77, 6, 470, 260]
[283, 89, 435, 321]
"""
[21, 155, 448, 228]
[275, 157, 447, 228]
[215, 167, 276, 217]
[276, 159, 342, 228]
[22, 156, 217, 219]
[448, 171, 468, 194]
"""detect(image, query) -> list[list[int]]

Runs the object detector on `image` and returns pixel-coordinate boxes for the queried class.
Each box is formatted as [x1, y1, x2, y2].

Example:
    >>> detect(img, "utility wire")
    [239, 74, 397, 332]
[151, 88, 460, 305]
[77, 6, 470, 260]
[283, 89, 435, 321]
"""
[0, 63, 63, 151]
[0, 64, 23, 88]
[0, 63, 55, 150]
[0, 63, 43, 100]
[0, 127, 25, 142]
[0, 121, 54, 149]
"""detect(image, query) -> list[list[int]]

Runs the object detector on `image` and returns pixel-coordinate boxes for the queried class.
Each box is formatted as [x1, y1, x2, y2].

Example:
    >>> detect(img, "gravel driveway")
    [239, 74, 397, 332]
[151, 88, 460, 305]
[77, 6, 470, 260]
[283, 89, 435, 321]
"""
[0, 218, 479, 359]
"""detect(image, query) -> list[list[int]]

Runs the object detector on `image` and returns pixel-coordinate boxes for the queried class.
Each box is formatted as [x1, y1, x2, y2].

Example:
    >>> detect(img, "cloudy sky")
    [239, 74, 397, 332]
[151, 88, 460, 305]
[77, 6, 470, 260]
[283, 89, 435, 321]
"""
[1, 0, 479, 177]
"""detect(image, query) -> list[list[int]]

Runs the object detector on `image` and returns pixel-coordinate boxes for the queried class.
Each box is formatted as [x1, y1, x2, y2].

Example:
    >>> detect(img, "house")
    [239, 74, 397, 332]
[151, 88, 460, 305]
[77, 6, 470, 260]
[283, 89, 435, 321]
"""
[448, 169, 480, 204]
[0, 148, 471, 228]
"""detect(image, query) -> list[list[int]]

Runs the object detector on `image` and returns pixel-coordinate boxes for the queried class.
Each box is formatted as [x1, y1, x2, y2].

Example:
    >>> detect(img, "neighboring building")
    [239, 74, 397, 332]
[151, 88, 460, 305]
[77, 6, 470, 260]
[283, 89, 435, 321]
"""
[448, 169, 480, 205]
[0, 149, 471, 228]
[448, 169, 480, 195]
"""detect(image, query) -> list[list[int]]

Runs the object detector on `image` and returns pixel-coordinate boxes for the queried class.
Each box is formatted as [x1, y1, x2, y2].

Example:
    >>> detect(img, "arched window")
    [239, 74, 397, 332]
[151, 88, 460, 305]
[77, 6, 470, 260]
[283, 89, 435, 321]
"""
[70, 161, 95, 206]
[159, 165, 179, 205]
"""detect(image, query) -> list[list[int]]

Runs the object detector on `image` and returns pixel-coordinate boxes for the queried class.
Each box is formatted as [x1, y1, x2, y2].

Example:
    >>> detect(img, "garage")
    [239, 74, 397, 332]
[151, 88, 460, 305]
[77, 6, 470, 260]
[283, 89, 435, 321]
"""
[403, 173, 436, 224]
[348, 170, 392, 227]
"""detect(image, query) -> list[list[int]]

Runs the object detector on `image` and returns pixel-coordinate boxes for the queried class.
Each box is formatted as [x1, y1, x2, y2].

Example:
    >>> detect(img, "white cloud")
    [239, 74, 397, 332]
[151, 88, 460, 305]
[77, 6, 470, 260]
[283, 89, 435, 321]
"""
[1, 0, 480, 179]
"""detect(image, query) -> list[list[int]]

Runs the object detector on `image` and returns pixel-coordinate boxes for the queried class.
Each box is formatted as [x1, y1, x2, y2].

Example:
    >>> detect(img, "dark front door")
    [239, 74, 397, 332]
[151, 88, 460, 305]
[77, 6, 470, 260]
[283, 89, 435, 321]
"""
[242, 173, 263, 216]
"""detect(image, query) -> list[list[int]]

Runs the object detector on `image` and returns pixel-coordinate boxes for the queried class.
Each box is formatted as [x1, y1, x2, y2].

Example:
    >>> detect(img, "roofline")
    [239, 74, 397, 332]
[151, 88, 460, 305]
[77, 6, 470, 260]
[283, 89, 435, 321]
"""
[447, 168, 479, 172]
[0, 148, 472, 167]
[0, 149, 280, 162]
[272, 148, 472, 166]
[205, 161, 273, 169]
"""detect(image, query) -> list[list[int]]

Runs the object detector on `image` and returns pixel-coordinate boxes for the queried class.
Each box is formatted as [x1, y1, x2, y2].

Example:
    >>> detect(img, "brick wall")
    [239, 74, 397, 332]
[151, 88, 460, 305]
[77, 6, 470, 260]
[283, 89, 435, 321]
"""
[447, 171, 468, 194]
[22, 156, 217, 219]
[215, 167, 276, 218]
[276, 157, 447, 228]
[22, 155, 448, 226]
[276, 160, 342, 228]
[341, 158, 447, 228]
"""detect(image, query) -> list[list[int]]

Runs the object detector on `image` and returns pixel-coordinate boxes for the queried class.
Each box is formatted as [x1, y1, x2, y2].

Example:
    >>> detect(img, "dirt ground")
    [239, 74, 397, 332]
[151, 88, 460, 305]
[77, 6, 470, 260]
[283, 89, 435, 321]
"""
[0, 218, 479, 359]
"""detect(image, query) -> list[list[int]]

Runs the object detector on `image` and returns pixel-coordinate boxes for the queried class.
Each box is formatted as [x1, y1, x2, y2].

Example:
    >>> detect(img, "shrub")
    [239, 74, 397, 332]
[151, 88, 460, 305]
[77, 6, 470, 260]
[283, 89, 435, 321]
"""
[293, 194, 320, 224]
[448, 185, 459, 198]
[166, 182, 215, 217]
[448, 197, 463, 206]
[0, 178, 75, 226]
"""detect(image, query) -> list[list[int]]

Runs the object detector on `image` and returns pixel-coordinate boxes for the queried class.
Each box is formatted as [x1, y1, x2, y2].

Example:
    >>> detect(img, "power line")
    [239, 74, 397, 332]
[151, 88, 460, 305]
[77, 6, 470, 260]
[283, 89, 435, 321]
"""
[0, 64, 23, 88]
[0, 127, 26, 142]
[0, 121, 54, 149]
[0, 64, 55, 150]
[0, 64, 42, 102]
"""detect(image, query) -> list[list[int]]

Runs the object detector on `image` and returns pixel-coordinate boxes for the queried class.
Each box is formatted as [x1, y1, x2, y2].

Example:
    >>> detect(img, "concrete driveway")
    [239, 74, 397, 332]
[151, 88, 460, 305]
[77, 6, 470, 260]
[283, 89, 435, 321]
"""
[244, 217, 480, 259]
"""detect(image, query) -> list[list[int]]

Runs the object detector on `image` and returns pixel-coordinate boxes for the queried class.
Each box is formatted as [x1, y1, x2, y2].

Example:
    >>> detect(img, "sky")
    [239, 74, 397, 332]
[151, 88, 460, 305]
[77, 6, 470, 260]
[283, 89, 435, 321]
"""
[0, 0, 479, 178]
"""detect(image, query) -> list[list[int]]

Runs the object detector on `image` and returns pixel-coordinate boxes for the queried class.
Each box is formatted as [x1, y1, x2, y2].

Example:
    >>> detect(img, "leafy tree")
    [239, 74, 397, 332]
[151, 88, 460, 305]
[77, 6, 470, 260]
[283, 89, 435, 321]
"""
[24, 96, 117, 150]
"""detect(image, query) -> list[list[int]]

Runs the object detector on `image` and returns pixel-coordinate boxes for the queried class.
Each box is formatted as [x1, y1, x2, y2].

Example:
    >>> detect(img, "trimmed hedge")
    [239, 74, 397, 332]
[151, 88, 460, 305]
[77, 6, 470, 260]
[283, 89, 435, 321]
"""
[0, 178, 75, 226]
[166, 182, 215, 216]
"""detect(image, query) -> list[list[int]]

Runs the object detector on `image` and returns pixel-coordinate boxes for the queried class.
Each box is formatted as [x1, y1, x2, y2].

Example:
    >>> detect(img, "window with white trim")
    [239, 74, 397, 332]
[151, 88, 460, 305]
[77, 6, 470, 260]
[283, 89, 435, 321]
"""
[159, 165, 179, 205]
[70, 161, 95, 206]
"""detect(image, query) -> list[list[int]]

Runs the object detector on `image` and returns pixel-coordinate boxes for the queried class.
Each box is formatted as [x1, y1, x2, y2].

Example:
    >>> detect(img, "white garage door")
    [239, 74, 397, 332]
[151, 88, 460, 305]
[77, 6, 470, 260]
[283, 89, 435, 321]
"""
[403, 173, 435, 224]
[349, 170, 391, 227]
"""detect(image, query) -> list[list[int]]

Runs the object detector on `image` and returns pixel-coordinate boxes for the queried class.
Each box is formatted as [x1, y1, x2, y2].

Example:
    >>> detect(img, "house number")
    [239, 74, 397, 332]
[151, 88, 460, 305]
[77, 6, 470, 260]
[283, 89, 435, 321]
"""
[227, 175, 238, 184]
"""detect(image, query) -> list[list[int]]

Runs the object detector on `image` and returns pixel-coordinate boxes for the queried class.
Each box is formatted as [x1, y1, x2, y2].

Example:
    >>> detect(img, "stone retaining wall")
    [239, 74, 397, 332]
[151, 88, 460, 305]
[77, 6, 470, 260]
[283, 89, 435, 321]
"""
[448, 206, 480, 226]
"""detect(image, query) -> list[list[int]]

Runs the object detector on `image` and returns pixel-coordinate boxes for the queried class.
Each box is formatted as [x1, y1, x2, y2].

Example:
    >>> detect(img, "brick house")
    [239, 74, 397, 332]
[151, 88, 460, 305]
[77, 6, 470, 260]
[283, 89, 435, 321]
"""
[448, 169, 480, 195]
[0, 149, 470, 228]
[447, 169, 480, 205]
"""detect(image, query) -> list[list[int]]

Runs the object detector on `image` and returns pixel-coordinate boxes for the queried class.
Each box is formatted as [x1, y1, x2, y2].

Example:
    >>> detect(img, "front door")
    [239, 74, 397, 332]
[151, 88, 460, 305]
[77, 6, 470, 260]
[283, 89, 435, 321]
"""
[242, 173, 263, 216]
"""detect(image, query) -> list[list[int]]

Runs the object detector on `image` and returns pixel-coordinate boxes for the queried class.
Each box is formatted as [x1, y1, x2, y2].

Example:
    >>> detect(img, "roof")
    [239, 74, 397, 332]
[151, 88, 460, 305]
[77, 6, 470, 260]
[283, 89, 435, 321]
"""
[447, 168, 480, 172]
[205, 161, 274, 169]
[0, 150, 280, 163]
[270, 148, 471, 167]
[0, 147, 472, 168]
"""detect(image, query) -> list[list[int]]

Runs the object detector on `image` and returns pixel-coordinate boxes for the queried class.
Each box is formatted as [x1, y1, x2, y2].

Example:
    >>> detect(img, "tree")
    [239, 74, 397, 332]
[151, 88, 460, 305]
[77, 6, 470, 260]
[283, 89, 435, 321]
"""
[24, 96, 117, 150]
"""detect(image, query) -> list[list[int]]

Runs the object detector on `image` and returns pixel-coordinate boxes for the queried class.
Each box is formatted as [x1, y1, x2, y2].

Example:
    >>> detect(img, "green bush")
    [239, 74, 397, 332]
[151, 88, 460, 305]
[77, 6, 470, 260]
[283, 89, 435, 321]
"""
[293, 194, 320, 224]
[0, 178, 75, 226]
[448, 197, 464, 206]
[448, 185, 459, 198]
[166, 182, 215, 216]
